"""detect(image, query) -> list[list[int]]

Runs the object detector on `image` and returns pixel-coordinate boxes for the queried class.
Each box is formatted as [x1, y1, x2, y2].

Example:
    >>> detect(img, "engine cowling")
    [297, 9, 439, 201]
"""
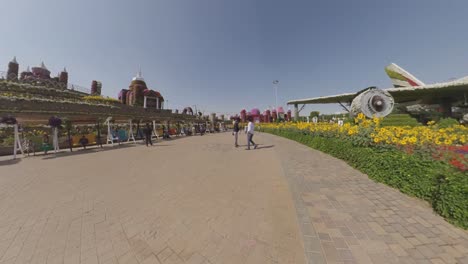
[350, 88, 394, 118]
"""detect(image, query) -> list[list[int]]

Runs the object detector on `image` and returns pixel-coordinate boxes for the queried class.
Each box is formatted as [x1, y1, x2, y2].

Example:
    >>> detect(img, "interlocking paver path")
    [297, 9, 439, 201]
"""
[264, 133, 468, 264]
[0, 132, 466, 264]
[0, 134, 304, 264]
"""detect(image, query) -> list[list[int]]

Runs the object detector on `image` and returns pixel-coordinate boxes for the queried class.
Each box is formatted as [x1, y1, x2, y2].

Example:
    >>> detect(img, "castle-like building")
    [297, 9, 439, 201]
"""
[4, 56, 104, 96]
[238, 107, 292, 123]
[4, 57, 169, 110]
[6, 56, 68, 86]
[118, 70, 164, 109]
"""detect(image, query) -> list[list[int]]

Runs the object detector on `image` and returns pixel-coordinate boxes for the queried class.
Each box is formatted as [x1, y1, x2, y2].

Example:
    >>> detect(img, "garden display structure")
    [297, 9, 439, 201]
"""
[0, 80, 196, 125]
[0, 68, 198, 156]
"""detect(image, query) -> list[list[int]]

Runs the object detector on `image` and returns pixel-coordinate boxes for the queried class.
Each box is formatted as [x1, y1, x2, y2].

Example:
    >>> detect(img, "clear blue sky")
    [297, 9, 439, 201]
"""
[1, 0, 468, 116]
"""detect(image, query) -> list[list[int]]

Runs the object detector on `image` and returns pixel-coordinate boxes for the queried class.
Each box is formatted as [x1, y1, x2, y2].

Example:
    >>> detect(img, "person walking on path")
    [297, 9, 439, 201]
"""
[246, 118, 257, 150]
[233, 118, 240, 147]
[144, 123, 153, 146]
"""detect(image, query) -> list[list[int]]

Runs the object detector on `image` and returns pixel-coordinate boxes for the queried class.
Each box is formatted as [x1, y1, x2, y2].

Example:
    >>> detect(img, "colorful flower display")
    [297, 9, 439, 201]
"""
[261, 113, 468, 171]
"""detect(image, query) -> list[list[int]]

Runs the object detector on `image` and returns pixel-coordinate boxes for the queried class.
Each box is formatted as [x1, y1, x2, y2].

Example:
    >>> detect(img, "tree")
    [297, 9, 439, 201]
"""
[63, 118, 73, 152]
[309, 111, 320, 118]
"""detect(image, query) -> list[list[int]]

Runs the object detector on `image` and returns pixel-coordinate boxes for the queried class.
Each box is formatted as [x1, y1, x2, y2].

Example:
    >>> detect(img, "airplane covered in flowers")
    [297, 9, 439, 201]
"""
[287, 63, 468, 119]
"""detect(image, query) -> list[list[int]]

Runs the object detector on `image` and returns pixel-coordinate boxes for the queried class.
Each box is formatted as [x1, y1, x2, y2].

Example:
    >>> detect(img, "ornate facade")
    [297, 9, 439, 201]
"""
[119, 70, 164, 109]
[6, 57, 68, 87]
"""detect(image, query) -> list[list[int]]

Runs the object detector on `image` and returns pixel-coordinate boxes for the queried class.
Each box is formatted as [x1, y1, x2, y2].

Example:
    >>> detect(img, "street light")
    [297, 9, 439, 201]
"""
[273, 80, 279, 111]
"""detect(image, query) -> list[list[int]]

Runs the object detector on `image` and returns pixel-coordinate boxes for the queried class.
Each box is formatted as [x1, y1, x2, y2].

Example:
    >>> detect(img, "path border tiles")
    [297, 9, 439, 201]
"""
[267, 132, 468, 264]
[275, 145, 326, 264]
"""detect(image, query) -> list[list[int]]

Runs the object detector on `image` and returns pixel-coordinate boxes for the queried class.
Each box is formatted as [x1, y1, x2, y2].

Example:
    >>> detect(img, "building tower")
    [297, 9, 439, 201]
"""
[91, 80, 102, 95]
[7, 56, 19, 80]
[20, 66, 32, 80]
[59, 67, 68, 86]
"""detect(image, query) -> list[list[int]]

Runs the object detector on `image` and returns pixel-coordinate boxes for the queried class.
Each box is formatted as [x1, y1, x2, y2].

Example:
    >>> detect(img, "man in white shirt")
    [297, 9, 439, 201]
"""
[246, 118, 257, 150]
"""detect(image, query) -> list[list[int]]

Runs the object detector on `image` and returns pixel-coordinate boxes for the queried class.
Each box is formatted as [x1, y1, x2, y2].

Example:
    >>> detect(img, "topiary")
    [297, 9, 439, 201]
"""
[437, 118, 459, 128]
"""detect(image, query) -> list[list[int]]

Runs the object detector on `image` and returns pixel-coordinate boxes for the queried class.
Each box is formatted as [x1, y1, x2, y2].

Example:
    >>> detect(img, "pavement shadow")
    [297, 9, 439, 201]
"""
[237, 144, 275, 150]
[0, 158, 22, 166]
[256, 145, 275, 149]
[42, 143, 138, 160]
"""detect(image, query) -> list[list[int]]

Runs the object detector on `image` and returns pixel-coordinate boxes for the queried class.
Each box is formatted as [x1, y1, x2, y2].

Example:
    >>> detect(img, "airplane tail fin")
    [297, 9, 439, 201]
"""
[385, 63, 425, 88]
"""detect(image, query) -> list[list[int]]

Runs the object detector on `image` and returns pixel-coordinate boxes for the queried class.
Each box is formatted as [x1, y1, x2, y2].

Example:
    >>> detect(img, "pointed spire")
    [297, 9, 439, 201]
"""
[63, 67, 67, 73]
[137, 66, 142, 79]
[132, 65, 145, 81]
[40, 61, 47, 70]
[11, 56, 17, 64]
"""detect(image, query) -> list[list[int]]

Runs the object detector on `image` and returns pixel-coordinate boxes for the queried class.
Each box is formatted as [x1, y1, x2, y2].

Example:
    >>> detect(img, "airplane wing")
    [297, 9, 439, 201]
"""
[386, 81, 468, 103]
[287, 81, 468, 105]
[287, 92, 357, 105]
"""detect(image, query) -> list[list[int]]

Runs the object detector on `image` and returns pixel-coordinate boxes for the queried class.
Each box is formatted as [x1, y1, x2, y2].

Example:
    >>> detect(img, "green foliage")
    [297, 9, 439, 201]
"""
[261, 127, 468, 229]
[381, 114, 421, 127]
[63, 118, 73, 131]
[437, 118, 460, 128]
[419, 109, 444, 123]
[309, 111, 320, 117]
[82, 95, 120, 106]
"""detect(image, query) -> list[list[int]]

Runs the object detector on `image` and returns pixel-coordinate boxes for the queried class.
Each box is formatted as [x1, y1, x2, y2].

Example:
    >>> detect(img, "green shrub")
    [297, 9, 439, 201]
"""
[262, 127, 468, 229]
[437, 118, 460, 128]
[381, 114, 421, 127]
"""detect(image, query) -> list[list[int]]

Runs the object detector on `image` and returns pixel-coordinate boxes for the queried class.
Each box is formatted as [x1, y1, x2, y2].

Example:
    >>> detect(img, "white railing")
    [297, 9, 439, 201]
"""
[67, 83, 91, 94]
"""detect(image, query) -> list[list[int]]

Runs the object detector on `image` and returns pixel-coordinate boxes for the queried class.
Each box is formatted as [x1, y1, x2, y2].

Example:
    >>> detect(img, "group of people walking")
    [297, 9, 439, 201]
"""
[232, 118, 257, 150]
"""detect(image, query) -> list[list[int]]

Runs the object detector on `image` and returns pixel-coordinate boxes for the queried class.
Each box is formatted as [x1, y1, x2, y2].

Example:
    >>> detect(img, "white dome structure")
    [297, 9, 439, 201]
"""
[132, 66, 145, 81]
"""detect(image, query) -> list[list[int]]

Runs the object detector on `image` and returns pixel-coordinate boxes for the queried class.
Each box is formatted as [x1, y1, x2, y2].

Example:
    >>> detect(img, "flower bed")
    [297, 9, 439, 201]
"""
[82, 95, 121, 106]
[260, 117, 468, 229]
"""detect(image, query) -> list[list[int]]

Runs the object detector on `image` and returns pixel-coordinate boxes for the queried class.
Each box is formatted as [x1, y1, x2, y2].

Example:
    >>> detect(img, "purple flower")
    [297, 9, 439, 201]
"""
[48, 116, 62, 128]
[0, 116, 17, 125]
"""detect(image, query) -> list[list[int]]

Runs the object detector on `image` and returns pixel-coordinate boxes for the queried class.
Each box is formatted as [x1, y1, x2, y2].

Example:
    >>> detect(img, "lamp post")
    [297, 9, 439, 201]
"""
[273, 80, 279, 111]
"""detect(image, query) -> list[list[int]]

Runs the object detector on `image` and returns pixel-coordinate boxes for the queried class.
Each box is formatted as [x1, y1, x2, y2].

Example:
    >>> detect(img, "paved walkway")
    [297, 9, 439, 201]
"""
[0, 133, 466, 264]
[0, 134, 304, 264]
[264, 133, 468, 264]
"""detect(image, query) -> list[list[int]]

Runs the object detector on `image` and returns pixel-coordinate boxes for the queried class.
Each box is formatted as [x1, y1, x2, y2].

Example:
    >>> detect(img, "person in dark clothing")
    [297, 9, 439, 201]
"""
[199, 124, 204, 136]
[79, 135, 89, 149]
[144, 123, 153, 146]
[233, 118, 240, 147]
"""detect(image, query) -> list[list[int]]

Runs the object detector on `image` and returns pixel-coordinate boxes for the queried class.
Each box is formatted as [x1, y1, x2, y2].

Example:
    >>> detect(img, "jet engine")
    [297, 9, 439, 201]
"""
[350, 88, 394, 118]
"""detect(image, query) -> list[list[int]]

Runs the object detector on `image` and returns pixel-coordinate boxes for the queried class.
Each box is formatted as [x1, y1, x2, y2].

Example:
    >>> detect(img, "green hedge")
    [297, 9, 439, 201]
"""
[380, 114, 421, 127]
[262, 128, 468, 229]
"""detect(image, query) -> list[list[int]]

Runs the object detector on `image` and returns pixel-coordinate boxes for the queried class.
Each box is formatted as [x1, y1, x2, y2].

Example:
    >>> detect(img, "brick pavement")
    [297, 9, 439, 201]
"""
[0, 132, 467, 264]
[264, 133, 468, 264]
[0, 133, 305, 264]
